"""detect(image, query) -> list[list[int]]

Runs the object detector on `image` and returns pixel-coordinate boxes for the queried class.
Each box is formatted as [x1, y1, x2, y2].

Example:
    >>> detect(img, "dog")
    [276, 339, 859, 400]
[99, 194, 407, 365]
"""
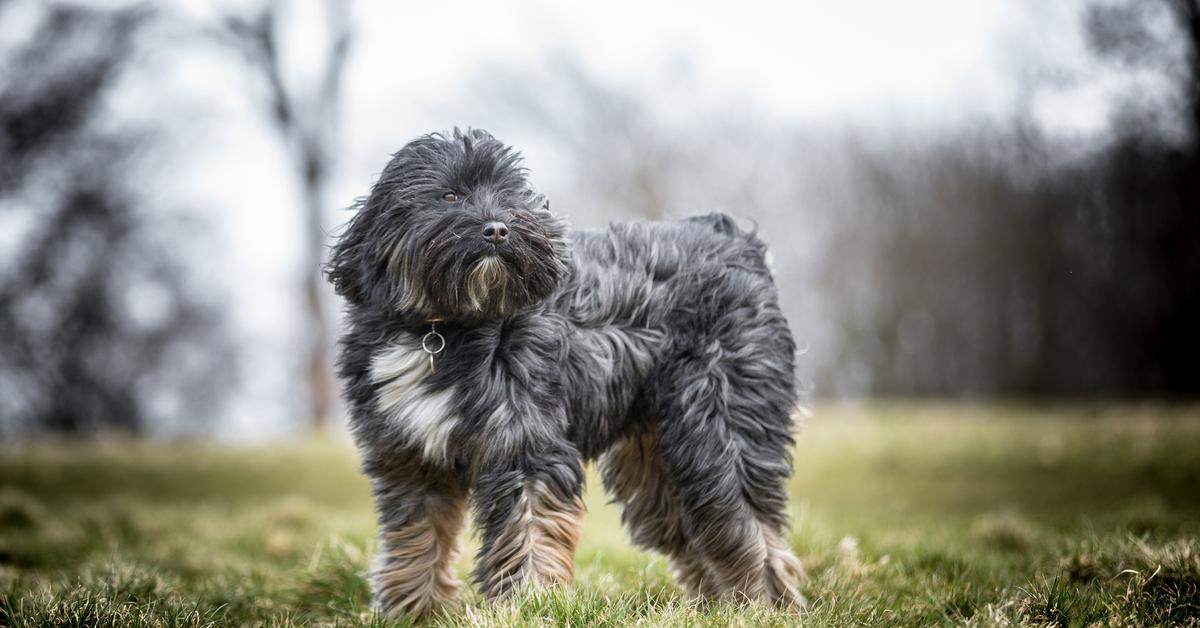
[327, 128, 805, 620]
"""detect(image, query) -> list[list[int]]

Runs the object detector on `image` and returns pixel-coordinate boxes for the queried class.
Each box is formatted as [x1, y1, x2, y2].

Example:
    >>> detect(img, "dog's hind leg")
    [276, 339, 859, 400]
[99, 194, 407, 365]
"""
[365, 454, 467, 621]
[600, 428, 719, 598]
[655, 344, 806, 608]
[471, 443, 586, 599]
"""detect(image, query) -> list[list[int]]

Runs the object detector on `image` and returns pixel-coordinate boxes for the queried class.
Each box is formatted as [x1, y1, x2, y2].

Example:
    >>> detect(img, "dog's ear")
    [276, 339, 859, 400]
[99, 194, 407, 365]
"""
[326, 197, 383, 309]
[328, 190, 420, 312]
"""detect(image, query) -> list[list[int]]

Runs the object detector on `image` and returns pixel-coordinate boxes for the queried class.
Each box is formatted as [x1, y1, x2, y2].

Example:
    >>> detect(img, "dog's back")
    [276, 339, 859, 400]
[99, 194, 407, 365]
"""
[555, 212, 776, 327]
[549, 212, 793, 455]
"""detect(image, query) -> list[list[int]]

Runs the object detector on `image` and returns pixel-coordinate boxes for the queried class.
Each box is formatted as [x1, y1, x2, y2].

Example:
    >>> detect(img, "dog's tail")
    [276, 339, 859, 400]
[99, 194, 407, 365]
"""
[685, 211, 768, 254]
[683, 212, 774, 276]
[683, 211, 752, 238]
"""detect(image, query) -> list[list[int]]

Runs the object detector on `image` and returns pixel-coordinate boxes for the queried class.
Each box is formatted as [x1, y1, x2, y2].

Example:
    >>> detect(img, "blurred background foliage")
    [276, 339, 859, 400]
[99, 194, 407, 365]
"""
[0, 3, 233, 437]
[0, 0, 1197, 438]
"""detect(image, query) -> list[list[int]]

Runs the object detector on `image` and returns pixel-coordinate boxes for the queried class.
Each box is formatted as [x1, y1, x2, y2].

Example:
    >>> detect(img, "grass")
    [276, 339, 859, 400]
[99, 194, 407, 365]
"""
[1, 402, 1199, 626]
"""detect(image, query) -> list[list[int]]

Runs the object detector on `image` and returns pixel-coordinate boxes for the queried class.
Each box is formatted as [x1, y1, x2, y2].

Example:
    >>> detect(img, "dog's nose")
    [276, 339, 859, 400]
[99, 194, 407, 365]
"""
[481, 221, 509, 243]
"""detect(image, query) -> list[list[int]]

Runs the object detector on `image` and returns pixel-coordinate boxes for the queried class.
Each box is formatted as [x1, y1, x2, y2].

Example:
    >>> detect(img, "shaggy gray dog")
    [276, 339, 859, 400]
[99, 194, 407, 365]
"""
[327, 128, 805, 620]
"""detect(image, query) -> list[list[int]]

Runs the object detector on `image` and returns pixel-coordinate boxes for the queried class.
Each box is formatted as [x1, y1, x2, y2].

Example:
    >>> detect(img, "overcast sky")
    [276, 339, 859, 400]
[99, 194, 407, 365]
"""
[135, 0, 1136, 438]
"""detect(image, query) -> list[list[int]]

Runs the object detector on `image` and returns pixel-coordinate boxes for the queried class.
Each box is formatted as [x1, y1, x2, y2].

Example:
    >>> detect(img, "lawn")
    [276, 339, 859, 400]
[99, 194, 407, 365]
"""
[2, 403, 1199, 626]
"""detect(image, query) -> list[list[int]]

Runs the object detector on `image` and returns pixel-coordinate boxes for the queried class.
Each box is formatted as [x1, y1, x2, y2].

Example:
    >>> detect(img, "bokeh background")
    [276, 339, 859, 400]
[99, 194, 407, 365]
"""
[4, 0, 1199, 442]
[1, 0, 1198, 440]
[3, 2, 1200, 626]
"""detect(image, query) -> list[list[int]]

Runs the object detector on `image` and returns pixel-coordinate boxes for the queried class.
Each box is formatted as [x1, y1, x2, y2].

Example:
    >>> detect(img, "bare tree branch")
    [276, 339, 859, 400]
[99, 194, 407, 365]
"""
[217, 0, 354, 431]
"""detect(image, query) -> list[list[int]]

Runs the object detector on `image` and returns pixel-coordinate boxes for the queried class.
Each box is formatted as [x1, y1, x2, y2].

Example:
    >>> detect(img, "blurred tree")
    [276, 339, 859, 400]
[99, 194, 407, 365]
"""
[819, 0, 1200, 397]
[1077, 0, 1200, 394]
[1086, 0, 1199, 138]
[218, 0, 352, 432]
[0, 2, 234, 436]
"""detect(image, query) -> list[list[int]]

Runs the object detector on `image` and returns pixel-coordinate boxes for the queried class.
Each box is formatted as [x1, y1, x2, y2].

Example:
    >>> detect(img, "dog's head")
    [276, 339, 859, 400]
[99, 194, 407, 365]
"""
[327, 129, 569, 322]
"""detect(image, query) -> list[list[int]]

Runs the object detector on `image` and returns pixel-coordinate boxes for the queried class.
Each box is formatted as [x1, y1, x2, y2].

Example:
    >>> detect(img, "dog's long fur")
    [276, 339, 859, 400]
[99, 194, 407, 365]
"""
[328, 129, 804, 620]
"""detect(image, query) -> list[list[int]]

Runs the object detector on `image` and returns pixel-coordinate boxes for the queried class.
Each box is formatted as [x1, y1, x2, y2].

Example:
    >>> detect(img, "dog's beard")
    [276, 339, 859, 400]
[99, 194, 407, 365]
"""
[464, 255, 511, 314]
[389, 216, 568, 322]
[405, 240, 564, 321]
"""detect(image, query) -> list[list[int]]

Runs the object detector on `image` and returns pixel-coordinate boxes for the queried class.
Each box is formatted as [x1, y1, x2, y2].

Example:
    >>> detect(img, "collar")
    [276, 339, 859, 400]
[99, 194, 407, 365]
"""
[420, 318, 446, 372]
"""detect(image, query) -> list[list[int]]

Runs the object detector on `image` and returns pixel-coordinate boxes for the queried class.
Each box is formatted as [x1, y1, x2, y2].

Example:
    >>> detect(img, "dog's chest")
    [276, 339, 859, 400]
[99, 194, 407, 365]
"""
[369, 342, 459, 464]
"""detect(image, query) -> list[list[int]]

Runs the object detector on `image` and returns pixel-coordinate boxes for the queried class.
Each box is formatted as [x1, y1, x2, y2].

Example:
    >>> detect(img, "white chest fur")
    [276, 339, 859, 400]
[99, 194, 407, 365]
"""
[370, 342, 460, 464]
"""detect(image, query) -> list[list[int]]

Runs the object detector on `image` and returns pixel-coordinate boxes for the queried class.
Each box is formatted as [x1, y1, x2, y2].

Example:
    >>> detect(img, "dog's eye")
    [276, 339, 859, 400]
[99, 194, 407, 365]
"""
[441, 192, 459, 203]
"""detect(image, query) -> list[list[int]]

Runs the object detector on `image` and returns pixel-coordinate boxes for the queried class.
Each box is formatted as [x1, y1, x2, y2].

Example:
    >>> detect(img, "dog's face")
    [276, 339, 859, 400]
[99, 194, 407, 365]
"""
[328, 129, 569, 321]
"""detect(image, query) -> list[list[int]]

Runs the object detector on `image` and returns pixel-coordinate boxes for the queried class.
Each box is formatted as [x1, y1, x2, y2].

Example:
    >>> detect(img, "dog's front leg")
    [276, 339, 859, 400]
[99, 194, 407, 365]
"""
[366, 454, 467, 621]
[470, 444, 585, 599]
